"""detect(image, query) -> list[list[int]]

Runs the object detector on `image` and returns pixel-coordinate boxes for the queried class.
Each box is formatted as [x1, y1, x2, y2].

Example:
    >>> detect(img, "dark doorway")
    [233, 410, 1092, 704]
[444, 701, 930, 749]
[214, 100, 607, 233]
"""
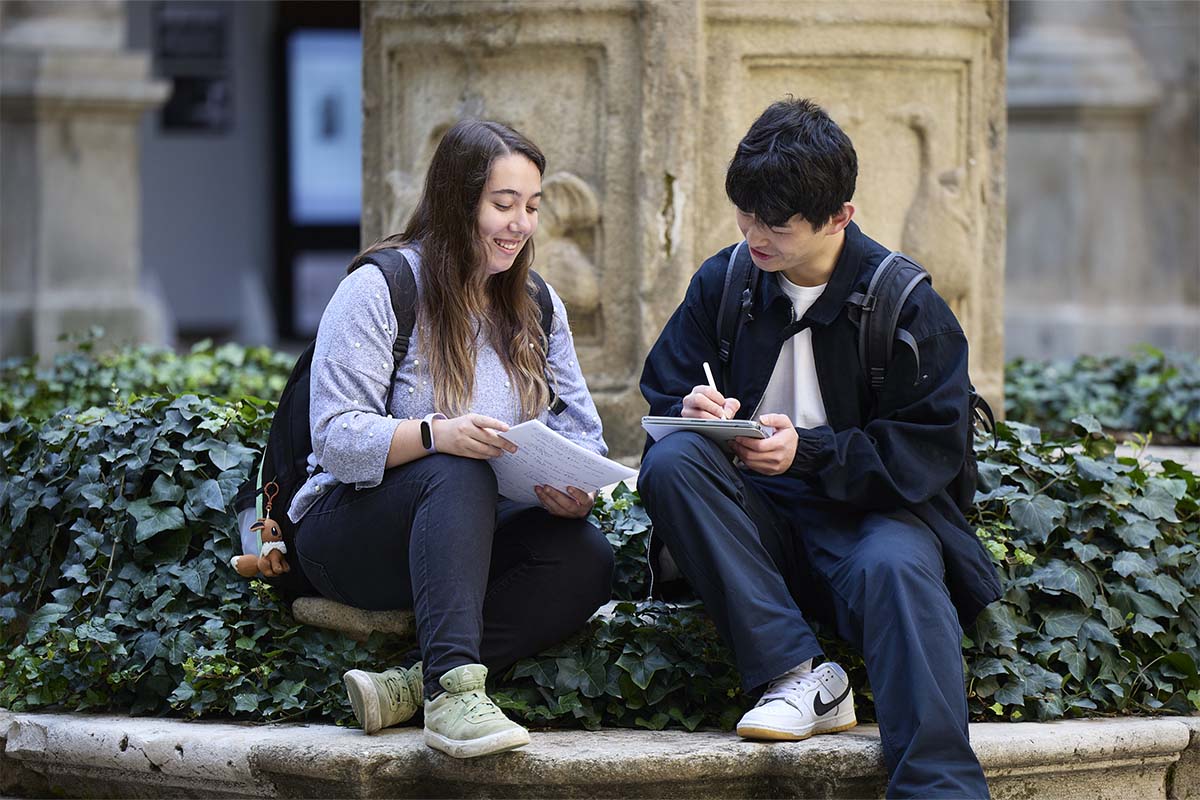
[273, 1, 361, 341]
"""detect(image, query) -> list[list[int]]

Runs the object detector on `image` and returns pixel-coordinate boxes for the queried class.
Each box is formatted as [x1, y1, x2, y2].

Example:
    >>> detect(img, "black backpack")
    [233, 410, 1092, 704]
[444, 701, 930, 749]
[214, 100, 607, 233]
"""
[232, 248, 559, 602]
[714, 241, 996, 513]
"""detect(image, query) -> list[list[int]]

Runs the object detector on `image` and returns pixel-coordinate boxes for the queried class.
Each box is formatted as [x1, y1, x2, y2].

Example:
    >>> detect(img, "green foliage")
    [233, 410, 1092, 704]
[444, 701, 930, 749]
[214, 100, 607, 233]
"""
[964, 415, 1200, 721]
[0, 393, 402, 723]
[1, 339, 1198, 731]
[1006, 347, 1200, 444]
[0, 329, 295, 423]
[491, 487, 747, 731]
[492, 601, 746, 732]
[595, 483, 653, 601]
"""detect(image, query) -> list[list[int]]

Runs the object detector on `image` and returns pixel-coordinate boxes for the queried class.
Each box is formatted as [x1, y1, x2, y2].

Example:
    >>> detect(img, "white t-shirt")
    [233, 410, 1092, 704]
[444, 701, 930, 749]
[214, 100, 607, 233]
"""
[756, 273, 828, 429]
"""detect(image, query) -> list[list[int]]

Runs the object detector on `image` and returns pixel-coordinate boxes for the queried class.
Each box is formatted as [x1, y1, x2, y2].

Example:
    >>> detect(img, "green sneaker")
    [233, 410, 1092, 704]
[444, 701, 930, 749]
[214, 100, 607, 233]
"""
[423, 664, 530, 758]
[343, 663, 423, 734]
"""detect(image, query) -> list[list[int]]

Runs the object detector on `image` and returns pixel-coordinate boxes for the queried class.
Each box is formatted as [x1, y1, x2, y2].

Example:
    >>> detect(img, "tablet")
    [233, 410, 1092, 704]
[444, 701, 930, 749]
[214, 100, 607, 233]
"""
[641, 416, 773, 447]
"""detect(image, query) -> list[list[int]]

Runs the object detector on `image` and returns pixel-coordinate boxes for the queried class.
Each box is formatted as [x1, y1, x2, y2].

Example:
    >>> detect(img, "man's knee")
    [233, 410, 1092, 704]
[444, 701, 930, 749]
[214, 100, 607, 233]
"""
[639, 432, 725, 496]
[854, 515, 950, 607]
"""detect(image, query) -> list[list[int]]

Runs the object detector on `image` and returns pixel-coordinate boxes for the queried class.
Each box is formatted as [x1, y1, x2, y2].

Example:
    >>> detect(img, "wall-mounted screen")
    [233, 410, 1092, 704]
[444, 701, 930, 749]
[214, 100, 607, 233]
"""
[287, 30, 361, 225]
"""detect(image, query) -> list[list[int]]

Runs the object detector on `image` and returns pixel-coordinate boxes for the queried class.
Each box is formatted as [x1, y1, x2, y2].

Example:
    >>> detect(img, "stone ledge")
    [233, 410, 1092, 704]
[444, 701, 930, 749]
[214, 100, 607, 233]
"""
[290, 597, 415, 642]
[1172, 717, 1200, 800]
[2, 710, 1196, 799]
[290, 599, 627, 642]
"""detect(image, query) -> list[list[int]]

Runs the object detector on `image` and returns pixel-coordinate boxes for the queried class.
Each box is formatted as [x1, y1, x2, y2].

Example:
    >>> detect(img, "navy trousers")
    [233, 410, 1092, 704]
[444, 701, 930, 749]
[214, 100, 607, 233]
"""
[294, 454, 615, 699]
[639, 432, 989, 799]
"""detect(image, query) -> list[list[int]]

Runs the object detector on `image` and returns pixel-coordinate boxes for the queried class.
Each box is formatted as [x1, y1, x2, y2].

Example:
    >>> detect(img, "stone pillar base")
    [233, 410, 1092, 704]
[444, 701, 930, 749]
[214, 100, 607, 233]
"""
[0, 1, 169, 359]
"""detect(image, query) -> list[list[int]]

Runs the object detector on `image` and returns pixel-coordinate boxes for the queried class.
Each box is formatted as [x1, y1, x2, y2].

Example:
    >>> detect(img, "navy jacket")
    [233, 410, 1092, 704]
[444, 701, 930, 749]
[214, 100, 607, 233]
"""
[639, 221, 1002, 626]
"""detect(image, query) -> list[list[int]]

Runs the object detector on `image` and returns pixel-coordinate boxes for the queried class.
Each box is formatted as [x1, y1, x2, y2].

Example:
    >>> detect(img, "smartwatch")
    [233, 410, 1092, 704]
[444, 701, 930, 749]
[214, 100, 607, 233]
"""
[420, 413, 446, 453]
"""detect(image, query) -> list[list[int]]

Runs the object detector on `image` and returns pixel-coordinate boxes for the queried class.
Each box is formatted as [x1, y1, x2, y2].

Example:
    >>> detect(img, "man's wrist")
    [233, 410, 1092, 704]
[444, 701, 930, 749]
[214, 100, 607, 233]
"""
[788, 426, 833, 475]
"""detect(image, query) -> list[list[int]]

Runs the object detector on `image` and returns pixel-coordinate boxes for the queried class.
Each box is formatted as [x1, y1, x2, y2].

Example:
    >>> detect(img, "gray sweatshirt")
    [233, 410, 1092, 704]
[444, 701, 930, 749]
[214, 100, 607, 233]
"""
[287, 247, 608, 523]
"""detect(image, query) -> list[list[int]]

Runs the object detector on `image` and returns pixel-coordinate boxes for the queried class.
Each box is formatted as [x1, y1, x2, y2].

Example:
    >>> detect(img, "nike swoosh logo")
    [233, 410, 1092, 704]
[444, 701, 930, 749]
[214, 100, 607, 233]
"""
[812, 684, 851, 716]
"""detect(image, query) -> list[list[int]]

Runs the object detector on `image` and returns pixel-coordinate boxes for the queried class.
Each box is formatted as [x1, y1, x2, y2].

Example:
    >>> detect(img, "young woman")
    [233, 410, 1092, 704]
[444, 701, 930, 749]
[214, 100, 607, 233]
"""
[285, 120, 614, 759]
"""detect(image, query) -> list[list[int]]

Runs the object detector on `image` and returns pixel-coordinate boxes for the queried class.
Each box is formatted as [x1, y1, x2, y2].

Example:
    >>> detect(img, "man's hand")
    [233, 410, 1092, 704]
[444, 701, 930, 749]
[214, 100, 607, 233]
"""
[431, 414, 519, 460]
[535, 485, 596, 519]
[731, 413, 798, 476]
[682, 385, 741, 420]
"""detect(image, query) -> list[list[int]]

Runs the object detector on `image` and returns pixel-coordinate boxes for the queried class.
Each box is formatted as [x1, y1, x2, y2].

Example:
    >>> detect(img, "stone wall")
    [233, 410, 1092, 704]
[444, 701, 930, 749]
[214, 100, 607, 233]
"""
[362, 1, 1007, 460]
[1006, 0, 1199, 359]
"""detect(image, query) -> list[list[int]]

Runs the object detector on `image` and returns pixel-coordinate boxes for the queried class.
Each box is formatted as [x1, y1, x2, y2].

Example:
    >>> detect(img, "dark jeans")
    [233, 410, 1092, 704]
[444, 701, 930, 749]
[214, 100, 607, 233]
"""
[639, 432, 989, 800]
[293, 454, 614, 699]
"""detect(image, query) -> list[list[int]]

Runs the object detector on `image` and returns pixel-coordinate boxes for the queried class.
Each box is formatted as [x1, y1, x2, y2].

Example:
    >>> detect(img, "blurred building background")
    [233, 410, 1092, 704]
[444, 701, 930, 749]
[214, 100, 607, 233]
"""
[1, 0, 1196, 362]
[1006, 0, 1199, 358]
[128, 0, 360, 347]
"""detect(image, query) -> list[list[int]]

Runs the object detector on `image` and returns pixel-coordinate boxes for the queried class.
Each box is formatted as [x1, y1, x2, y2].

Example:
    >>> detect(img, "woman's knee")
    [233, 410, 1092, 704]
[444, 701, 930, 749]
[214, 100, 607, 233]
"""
[585, 522, 616, 606]
[414, 453, 498, 499]
[556, 520, 615, 613]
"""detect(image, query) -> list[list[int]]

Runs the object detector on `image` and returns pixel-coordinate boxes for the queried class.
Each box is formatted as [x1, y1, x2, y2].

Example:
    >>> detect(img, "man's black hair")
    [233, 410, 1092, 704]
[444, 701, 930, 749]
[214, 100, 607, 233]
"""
[725, 97, 858, 230]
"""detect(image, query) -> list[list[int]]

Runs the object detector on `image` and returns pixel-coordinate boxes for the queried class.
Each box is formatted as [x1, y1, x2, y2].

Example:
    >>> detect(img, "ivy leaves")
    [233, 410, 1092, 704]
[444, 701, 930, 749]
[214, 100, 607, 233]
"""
[1007, 348, 1200, 445]
[0, 332, 296, 424]
[126, 500, 186, 542]
[496, 602, 744, 732]
[968, 416, 1200, 720]
[1008, 496, 1066, 544]
[0, 386, 404, 724]
[1, 340, 1197, 732]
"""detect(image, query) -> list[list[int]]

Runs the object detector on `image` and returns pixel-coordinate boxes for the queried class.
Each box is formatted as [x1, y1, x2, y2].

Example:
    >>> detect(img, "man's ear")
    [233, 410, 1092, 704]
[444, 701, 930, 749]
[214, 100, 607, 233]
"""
[823, 202, 856, 236]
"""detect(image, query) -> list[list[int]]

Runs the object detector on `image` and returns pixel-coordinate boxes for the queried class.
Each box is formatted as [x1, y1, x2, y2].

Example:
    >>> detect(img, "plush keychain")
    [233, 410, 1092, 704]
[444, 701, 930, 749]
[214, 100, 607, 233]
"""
[231, 482, 289, 577]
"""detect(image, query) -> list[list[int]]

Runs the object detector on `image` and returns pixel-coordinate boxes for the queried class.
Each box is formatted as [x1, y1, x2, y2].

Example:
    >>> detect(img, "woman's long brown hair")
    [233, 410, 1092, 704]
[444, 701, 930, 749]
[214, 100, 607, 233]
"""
[352, 120, 550, 418]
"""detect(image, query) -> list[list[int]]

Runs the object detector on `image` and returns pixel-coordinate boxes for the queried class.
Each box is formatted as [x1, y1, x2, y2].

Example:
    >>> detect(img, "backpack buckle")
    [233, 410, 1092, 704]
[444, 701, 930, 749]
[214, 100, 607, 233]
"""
[861, 294, 878, 312]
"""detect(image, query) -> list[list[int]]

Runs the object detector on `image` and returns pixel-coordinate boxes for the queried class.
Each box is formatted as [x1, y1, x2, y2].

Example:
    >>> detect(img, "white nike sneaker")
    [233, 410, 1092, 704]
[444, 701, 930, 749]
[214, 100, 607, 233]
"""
[736, 661, 857, 741]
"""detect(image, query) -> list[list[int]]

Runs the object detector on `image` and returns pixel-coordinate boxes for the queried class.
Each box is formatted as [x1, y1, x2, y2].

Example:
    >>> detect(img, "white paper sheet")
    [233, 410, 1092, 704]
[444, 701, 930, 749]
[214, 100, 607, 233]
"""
[490, 420, 637, 505]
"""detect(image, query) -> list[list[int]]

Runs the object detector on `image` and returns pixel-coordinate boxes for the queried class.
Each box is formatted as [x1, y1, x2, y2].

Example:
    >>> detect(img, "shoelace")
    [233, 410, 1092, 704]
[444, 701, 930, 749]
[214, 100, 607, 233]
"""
[456, 690, 503, 720]
[758, 667, 823, 709]
[381, 674, 411, 707]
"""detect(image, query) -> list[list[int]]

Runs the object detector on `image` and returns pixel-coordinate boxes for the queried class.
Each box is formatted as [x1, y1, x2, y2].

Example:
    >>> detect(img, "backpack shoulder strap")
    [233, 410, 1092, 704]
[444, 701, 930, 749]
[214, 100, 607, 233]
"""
[367, 248, 418, 363]
[848, 251, 931, 393]
[715, 241, 753, 390]
[528, 269, 554, 345]
[363, 248, 418, 408]
[969, 386, 1000, 446]
[528, 269, 567, 415]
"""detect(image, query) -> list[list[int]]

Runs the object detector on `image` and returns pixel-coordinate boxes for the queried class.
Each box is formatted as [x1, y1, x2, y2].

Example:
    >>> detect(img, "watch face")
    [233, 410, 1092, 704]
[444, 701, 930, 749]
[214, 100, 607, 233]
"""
[421, 419, 433, 450]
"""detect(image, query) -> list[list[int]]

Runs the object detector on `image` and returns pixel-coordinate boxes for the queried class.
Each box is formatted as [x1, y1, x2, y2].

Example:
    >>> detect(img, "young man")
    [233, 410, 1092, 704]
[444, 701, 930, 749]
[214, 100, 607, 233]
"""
[638, 98, 1002, 798]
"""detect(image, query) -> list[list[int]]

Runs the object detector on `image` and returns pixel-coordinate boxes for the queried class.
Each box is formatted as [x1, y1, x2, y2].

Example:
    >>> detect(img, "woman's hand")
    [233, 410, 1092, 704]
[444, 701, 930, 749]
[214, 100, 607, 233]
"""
[682, 385, 741, 420]
[431, 414, 519, 460]
[535, 485, 596, 519]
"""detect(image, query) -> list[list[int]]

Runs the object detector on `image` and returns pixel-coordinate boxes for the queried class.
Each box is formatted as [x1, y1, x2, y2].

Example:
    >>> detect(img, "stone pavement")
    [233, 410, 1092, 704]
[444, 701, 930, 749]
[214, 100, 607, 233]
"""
[1127, 445, 1200, 473]
[2, 709, 1199, 799]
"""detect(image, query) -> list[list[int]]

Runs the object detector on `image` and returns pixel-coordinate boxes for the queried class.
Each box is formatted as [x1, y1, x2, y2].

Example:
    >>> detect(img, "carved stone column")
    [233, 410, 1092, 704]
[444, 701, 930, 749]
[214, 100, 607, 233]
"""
[700, 1, 1008, 411]
[0, 0, 170, 358]
[1005, 0, 1184, 357]
[362, 0, 1007, 460]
